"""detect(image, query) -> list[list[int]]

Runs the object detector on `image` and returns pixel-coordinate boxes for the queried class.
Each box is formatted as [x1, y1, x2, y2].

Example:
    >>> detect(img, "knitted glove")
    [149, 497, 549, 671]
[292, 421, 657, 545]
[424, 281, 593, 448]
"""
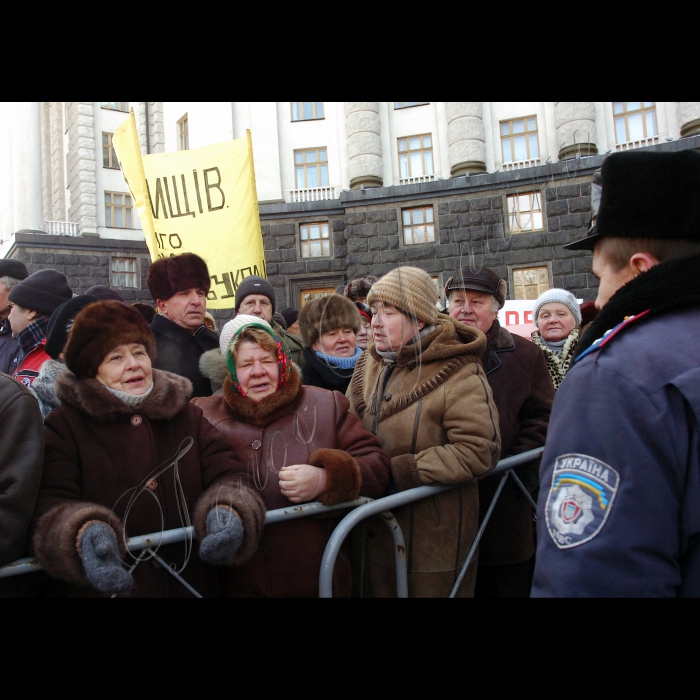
[199, 507, 244, 566]
[79, 522, 133, 595]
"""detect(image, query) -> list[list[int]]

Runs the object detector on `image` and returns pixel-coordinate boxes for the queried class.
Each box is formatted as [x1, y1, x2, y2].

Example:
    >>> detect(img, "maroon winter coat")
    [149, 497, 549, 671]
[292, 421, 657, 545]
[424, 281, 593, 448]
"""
[32, 369, 265, 598]
[192, 367, 391, 597]
[478, 321, 554, 565]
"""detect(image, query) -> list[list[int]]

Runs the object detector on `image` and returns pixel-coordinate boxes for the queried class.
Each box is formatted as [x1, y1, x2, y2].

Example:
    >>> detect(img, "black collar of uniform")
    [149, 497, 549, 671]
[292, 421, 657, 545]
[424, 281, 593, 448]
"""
[575, 253, 700, 359]
[151, 313, 213, 344]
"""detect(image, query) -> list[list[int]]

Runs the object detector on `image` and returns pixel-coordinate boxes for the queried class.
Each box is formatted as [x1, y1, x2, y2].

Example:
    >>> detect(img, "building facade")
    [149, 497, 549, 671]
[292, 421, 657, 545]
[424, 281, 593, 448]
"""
[2, 102, 699, 321]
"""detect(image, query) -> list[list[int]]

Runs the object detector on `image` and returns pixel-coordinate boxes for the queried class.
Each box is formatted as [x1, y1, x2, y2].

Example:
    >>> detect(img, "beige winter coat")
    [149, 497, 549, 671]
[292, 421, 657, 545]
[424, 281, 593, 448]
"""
[348, 314, 501, 597]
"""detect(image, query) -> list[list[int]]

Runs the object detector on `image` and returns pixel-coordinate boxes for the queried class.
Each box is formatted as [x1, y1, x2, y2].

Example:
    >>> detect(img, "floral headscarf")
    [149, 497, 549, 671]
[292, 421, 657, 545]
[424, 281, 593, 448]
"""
[225, 322, 292, 398]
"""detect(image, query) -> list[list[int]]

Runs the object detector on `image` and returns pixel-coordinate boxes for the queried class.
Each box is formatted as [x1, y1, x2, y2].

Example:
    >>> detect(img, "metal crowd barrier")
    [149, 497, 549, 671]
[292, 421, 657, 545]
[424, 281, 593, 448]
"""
[0, 448, 543, 598]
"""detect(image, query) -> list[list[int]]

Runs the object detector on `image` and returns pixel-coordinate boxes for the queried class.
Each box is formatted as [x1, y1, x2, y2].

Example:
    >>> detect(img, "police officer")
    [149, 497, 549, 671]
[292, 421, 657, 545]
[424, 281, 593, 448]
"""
[531, 149, 700, 597]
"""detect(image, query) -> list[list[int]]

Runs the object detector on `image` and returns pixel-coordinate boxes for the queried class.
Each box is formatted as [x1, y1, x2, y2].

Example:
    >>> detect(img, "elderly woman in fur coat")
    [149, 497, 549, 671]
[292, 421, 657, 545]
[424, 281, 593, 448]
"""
[31, 301, 265, 598]
[192, 316, 391, 597]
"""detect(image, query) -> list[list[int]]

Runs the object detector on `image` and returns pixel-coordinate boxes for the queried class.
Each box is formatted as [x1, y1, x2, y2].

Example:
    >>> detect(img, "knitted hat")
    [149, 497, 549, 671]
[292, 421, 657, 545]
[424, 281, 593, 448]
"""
[445, 266, 507, 309]
[565, 150, 700, 251]
[298, 294, 362, 348]
[534, 288, 582, 326]
[0, 259, 28, 281]
[235, 275, 276, 314]
[272, 312, 287, 330]
[45, 295, 99, 360]
[219, 314, 272, 356]
[343, 276, 377, 301]
[355, 301, 372, 323]
[367, 267, 439, 325]
[85, 285, 126, 303]
[8, 269, 73, 316]
[280, 308, 299, 327]
[146, 253, 211, 302]
[64, 301, 156, 380]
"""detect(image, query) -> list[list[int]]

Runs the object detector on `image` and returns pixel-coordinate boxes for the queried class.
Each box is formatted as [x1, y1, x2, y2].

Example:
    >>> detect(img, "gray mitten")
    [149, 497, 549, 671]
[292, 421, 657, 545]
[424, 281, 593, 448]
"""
[80, 522, 133, 595]
[199, 507, 244, 566]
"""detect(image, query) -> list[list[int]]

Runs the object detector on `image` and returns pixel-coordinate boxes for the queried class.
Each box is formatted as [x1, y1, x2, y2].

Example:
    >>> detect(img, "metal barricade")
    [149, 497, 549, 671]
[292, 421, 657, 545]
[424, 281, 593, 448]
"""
[0, 448, 543, 598]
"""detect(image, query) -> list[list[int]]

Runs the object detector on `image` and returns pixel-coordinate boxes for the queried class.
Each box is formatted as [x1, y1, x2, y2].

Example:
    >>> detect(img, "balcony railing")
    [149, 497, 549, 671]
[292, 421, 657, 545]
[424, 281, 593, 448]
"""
[285, 186, 338, 203]
[398, 174, 436, 186]
[501, 158, 542, 171]
[44, 220, 79, 236]
[614, 135, 660, 152]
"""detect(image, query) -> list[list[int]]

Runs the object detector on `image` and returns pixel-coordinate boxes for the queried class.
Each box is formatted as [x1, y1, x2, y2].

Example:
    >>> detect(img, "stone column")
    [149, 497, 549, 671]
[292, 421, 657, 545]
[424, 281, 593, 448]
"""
[445, 102, 486, 176]
[148, 102, 165, 153]
[555, 102, 598, 159]
[11, 102, 44, 232]
[345, 102, 383, 189]
[65, 102, 98, 236]
[49, 102, 67, 222]
[678, 102, 700, 138]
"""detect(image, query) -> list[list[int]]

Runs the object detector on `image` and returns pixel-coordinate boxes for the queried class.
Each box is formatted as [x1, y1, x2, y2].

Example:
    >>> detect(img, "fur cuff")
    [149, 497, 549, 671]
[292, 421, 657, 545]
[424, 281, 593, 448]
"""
[391, 454, 422, 492]
[308, 448, 362, 506]
[192, 477, 266, 565]
[32, 501, 126, 587]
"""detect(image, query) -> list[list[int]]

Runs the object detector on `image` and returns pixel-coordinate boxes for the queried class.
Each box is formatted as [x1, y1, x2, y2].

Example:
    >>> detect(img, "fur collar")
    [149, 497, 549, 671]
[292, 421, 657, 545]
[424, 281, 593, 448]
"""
[369, 314, 486, 368]
[575, 253, 700, 358]
[222, 366, 304, 428]
[55, 368, 193, 421]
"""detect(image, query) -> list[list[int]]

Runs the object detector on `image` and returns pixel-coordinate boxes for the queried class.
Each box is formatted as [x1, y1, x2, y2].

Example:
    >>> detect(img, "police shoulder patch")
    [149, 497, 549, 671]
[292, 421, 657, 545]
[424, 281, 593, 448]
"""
[545, 453, 620, 549]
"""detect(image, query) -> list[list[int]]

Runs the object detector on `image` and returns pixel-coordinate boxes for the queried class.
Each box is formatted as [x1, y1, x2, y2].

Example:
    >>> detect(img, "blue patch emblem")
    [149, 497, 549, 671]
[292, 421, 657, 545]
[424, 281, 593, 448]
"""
[545, 453, 619, 549]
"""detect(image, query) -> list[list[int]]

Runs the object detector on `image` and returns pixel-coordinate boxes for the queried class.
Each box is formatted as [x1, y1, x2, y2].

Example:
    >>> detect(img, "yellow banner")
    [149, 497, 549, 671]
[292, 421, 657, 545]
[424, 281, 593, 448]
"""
[112, 112, 266, 309]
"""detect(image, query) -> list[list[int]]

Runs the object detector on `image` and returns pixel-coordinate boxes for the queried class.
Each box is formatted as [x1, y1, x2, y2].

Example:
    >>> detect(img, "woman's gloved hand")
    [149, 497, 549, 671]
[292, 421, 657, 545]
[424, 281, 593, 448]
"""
[199, 507, 244, 566]
[79, 522, 133, 595]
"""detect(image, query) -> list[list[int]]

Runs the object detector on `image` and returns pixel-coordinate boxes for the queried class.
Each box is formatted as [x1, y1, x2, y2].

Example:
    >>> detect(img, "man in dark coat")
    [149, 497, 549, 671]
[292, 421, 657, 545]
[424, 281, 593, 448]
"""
[446, 266, 553, 597]
[0, 260, 29, 376]
[235, 275, 306, 368]
[147, 253, 219, 398]
[532, 149, 700, 597]
[0, 372, 44, 596]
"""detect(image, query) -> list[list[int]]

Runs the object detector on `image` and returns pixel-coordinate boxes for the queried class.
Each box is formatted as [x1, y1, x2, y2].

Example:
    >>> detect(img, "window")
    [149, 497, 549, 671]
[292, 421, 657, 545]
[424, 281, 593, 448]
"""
[102, 132, 119, 169]
[294, 148, 328, 189]
[178, 114, 189, 151]
[300, 287, 335, 307]
[101, 102, 128, 112]
[398, 134, 434, 179]
[112, 258, 137, 288]
[105, 192, 133, 229]
[300, 222, 331, 258]
[507, 192, 544, 233]
[402, 205, 435, 245]
[613, 102, 657, 143]
[500, 117, 539, 163]
[513, 266, 549, 300]
[395, 102, 428, 109]
[291, 102, 324, 121]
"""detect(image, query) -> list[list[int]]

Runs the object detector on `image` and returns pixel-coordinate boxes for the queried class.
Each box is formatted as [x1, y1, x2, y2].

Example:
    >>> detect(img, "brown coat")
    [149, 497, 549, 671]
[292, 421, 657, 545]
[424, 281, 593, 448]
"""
[348, 315, 501, 597]
[32, 369, 265, 598]
[192, 367, 390, 597]
[478, 321, 554, 566]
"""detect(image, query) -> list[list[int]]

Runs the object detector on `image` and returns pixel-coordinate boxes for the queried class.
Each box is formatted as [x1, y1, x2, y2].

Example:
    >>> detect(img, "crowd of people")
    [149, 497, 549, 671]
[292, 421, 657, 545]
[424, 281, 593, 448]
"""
[0, 148, 699, 597]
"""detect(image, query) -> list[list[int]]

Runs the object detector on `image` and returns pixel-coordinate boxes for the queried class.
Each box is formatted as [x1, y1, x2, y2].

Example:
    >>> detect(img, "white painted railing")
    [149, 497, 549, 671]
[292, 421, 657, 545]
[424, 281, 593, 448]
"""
[44, 220, 79, 236]
[399, 174, 436, 185]
[501, 158, 542, 171]
[285, 186, 338, 203]
[615, 135, 660, 152]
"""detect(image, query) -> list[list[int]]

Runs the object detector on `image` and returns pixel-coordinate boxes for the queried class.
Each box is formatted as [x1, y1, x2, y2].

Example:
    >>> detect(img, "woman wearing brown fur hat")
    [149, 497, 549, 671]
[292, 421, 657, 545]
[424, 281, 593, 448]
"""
[31, 301, 265, 598]
[298, 294, 363, 394]
[192, 316, 390, 597]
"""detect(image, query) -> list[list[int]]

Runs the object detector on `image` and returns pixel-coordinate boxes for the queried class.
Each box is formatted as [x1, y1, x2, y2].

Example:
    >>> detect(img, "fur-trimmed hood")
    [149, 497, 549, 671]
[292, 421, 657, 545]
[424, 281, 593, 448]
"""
[369, 313, 486, 368]
[54, 368, 193, 421]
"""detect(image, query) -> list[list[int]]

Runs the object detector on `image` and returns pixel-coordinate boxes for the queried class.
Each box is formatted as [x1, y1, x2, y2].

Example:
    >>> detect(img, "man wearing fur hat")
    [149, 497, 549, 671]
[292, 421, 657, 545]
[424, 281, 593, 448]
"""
[446, 266, 553, 597]
[7, 269, 73, 388]
[147, 253, 220, 398]
[0, 259, 28, 375]
[347, 266, 501, 597]
[532, 150, 700, 597]
[234, 275, 306, 369]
